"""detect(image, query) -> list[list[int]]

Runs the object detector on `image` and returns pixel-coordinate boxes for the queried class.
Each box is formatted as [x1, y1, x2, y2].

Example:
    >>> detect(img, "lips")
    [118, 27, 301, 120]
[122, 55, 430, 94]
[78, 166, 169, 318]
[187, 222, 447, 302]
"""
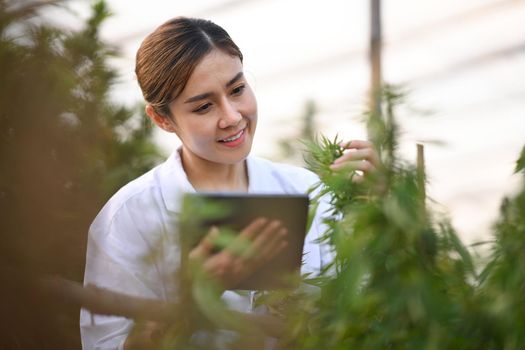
[218, 128, 245, 143]
[217, 128, 247, 148]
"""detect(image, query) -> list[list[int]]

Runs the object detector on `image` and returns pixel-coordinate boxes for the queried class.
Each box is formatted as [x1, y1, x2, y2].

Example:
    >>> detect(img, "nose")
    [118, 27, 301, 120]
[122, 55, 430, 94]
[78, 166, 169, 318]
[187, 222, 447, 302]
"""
[218, 100, 242, 129]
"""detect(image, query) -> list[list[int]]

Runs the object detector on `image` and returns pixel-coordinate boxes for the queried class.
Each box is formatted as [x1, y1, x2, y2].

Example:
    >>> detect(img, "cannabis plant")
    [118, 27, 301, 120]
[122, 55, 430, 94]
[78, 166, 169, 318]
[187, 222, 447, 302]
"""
[278, 86, 496, 349]
[167, 86, 525, 350]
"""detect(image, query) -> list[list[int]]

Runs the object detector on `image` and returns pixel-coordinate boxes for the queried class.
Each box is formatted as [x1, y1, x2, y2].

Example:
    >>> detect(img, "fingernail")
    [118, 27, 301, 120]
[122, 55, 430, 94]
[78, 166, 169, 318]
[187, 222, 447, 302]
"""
[333, 157, 344, 165]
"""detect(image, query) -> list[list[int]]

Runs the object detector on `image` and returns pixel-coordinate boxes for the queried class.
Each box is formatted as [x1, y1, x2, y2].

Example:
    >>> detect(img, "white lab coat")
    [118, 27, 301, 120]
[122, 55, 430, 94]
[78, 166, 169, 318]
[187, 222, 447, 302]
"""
[80, 150, 332, 349]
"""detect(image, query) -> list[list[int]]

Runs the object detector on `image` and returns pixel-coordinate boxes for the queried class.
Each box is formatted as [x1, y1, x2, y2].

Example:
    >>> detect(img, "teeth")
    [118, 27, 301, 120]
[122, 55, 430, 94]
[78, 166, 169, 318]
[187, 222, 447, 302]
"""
[221, 129, 243, 142]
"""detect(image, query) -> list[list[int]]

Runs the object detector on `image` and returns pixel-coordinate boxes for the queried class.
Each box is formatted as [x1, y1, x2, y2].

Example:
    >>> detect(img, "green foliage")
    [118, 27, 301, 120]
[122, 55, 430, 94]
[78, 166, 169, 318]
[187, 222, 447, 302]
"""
[0, 1, 162, 348]
[477, 155, 525, 349]
[158, 85, 525, 350]
[276, 86, 525, 349]
[514, 144, 525, 174]
[0, 0, 163, 270]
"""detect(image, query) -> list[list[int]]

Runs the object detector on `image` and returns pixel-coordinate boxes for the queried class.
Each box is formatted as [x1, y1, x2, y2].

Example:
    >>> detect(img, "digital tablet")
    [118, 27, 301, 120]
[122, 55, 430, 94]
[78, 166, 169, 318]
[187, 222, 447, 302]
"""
[180, 193, 309, 290]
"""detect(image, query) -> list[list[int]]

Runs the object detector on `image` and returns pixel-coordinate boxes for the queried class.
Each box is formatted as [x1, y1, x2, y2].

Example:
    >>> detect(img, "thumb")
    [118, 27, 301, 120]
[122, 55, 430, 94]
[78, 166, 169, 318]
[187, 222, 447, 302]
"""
[190, 226, 219, 260]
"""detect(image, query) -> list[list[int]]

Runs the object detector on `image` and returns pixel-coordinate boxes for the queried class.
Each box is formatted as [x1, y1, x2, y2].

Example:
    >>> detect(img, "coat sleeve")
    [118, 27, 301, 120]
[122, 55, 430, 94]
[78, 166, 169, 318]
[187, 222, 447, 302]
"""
[80, 198, 176, 350]
[296, 169, 335, 275]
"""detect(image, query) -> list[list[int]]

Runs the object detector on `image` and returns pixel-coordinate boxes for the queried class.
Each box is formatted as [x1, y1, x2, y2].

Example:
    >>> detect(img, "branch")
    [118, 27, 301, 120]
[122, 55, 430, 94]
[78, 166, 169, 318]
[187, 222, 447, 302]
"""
[38, 274, 285, 338]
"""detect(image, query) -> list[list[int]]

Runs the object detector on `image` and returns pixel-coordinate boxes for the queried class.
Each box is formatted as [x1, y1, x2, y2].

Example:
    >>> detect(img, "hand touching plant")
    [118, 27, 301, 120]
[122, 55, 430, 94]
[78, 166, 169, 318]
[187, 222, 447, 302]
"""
[330, 140, 381, 182]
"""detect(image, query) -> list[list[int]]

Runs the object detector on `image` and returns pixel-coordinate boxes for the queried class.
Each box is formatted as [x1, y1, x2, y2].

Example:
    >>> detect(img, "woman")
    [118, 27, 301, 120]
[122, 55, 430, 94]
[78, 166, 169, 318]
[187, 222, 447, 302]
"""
[80, 17, 379, 349]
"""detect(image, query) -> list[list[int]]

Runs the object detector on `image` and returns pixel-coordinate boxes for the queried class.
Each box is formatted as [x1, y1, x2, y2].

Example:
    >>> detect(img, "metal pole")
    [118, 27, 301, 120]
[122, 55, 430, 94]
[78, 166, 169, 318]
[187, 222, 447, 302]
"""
[369, 0, 382, 123]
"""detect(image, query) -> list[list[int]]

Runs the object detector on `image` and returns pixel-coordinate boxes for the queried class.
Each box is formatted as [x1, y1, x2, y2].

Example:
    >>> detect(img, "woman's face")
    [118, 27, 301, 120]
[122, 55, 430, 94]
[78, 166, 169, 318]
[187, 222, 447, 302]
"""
[167, 49, 257, 165]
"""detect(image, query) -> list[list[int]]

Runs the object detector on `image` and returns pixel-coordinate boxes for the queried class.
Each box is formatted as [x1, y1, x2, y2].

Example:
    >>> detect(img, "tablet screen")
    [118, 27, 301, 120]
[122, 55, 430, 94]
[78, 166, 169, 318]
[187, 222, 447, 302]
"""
[180, 193, 309, 290]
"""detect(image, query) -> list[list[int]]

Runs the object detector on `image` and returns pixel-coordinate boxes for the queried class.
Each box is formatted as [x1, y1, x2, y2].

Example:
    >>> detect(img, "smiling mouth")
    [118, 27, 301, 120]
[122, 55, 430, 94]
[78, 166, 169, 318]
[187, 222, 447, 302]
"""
[218, 128, 245, 143]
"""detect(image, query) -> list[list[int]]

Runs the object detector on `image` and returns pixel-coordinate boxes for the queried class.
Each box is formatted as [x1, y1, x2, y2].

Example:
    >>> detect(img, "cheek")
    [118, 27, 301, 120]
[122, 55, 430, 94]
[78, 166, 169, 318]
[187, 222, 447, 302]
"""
[187, 121, 218, 147]
[244, 89, 258, 120]
[174, 120, 204, 142]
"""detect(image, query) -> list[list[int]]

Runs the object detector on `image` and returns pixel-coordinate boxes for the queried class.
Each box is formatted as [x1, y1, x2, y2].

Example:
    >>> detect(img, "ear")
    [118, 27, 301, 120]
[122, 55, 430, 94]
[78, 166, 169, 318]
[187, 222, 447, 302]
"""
[145, 105, 177, 133]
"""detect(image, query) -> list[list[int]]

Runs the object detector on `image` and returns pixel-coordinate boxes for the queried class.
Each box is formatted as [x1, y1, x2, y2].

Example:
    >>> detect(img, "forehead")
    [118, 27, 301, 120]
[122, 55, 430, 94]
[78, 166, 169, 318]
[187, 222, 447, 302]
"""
[180, 49, 243, 96]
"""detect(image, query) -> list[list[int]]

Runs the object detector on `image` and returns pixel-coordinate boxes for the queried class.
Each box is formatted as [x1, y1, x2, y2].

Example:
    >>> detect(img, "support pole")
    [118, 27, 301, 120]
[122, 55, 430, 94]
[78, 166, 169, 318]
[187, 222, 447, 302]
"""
[369, 0, 382, 124]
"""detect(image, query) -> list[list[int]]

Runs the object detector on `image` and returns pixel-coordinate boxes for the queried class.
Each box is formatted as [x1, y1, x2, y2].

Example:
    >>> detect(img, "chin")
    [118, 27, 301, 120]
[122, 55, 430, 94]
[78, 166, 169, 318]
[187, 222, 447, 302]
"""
[219, 145, 252, 165]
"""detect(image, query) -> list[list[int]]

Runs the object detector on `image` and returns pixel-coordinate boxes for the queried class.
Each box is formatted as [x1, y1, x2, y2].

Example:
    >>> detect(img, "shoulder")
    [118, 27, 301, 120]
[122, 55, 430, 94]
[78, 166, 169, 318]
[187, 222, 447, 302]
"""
[89, 163, 169, 238]
[248, 155, 320, 194]
[91, 150, 191, 233]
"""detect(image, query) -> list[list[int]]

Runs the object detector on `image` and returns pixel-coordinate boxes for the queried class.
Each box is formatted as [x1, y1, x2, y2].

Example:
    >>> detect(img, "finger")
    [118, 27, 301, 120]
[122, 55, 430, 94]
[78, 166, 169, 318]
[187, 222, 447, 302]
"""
[189, 226, 219, 260]
[351, 174, 365, 183]
[145, 321, 167, 341]
[239, 217, 268, 240]
[251, 219, 284, 252]
[247, 220, 286, 263]
[330, 160, 376, 173]
[332, 148, 378, 166]
[257, 227, 288, 260]
[126, 321, 165, 349]
[339, 139, 373, 150]
[227, 218, 269, 257]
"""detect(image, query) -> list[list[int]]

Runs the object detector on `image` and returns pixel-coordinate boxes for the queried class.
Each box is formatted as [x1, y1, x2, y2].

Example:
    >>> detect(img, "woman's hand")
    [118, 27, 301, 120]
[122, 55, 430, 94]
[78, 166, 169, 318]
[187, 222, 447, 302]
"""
[329, 140, 381, 182]
[189, 218, 288, 291]
[124, 321, 167, 350]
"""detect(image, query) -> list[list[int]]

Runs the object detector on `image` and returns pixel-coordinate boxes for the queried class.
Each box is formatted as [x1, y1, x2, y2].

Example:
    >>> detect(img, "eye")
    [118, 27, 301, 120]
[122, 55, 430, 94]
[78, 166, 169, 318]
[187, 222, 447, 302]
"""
[193, 102, 212, 114]
[231, 84, 245, 96]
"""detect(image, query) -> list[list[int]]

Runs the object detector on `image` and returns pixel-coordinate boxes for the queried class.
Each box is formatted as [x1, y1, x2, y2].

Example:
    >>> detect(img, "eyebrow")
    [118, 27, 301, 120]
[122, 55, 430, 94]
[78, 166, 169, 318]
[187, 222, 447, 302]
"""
[184, 72, 244, 104]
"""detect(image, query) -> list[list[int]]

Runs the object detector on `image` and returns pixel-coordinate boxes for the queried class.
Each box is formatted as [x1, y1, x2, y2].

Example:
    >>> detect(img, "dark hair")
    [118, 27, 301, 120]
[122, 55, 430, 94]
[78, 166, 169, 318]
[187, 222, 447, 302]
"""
[135, 17, 243, 116]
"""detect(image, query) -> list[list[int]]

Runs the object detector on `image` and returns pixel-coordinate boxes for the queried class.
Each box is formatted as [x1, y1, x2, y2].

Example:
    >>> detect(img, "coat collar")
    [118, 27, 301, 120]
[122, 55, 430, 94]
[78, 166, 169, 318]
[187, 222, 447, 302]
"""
[157, 149, 195, 213]
[157, 149, 264, 212]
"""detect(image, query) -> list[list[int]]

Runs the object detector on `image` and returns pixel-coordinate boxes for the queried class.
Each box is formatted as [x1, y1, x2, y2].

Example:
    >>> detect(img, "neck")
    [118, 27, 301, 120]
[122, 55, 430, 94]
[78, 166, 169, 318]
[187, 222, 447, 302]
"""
[180, 148, 248, 192]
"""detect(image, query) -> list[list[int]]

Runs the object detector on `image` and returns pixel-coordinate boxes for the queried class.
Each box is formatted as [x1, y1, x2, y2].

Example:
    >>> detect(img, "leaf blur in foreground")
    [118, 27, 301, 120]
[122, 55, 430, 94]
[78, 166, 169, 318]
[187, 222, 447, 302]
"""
[0, 1, 162, 348]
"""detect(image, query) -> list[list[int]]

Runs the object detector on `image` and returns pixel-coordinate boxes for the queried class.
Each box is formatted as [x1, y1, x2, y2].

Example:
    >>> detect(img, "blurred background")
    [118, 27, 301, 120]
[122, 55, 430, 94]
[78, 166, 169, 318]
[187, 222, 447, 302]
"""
[1, 0, 524, 348]
[60, 0, 524, 244]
